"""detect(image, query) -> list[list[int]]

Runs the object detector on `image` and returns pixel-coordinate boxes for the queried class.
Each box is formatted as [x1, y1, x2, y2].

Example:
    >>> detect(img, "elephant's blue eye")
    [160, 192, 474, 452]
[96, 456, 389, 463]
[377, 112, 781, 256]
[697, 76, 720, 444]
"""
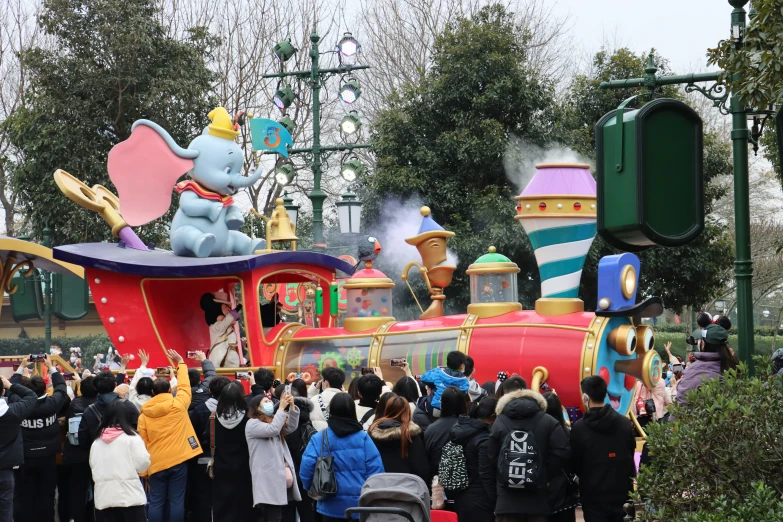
[225, 167, 231, 175]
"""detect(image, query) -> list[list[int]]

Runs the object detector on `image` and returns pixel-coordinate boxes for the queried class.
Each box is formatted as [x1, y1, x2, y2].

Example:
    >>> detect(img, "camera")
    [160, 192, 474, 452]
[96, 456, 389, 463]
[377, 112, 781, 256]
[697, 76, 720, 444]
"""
[235, 371, 252, 380]
[63, 372, 75, 380]
[30, 354, 46, 363]
[685, 335, 697, 346]
[361, 367, 375, 375]
[390, 358, 407, 368]
[186, 351, 198, 359]
[156, 367, 171, 376]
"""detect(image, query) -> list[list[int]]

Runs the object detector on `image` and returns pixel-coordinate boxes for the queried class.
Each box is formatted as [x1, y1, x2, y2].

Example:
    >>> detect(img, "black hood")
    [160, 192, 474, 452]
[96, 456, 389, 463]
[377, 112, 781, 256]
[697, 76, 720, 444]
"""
[293, 396, 313, 412]
[583, 404, 621, 434]
[496, 389, 547, 420]
[450, 415, 489, 444]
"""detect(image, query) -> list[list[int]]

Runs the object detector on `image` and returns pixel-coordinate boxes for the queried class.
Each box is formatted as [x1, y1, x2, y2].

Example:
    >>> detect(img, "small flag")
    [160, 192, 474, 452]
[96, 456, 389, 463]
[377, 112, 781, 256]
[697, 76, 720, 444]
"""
[249, 118, 293, 157]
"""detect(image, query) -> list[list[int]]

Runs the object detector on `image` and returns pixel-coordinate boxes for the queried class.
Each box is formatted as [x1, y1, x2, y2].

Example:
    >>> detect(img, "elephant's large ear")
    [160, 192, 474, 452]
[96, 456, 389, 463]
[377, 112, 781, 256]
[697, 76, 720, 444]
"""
[108, 120, 199, 226]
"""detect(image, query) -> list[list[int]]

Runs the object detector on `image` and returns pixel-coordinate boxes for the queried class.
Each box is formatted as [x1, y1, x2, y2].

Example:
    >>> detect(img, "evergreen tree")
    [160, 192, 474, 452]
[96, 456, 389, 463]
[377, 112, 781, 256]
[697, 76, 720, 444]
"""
[3, 0, 217, 245]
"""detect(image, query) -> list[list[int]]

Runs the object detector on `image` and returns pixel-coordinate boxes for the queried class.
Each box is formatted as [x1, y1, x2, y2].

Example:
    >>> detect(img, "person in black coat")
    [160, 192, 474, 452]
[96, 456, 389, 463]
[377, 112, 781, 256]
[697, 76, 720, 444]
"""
[78, 371, 139, 450]
[187, 353, 218, 412]
[188, 376, 231, 522]
[570, 376, 636, 522]
[10, 356, 71, 522]
[544, 391, 577, 522]
[206, 382, 253, 522]
[449, 397, 497, 522]
[484, 381, 570, 522]
[282, 379, 316, 522]
[61, 376, 99, 522]
[423, 386, 467, 482]
[367, 395, 429, 485]
[0, 374, 37, 522]
[412, 383, 436, 433]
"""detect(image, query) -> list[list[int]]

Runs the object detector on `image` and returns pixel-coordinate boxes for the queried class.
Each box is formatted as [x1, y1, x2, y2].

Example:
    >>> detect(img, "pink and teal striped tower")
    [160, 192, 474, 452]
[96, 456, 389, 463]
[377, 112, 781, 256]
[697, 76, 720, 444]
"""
[514, 163, 597, 302]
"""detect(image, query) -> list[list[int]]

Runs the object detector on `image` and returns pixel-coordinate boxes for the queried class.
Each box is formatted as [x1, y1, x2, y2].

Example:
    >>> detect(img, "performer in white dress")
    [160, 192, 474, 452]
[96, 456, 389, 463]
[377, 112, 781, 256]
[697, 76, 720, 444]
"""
[200, 291, 243, 368]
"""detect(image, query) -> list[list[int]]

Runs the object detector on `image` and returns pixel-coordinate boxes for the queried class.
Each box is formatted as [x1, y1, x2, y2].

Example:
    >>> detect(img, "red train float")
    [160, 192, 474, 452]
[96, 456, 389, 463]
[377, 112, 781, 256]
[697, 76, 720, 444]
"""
[50, 157, 663, 423]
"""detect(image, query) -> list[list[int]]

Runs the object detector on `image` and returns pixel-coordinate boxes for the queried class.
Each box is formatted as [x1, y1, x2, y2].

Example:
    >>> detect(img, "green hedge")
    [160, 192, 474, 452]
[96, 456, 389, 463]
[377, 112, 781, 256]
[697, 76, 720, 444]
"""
[654, 331, 778, 358]
[0, 335, 113, 364]
[650, 323, 783, 336]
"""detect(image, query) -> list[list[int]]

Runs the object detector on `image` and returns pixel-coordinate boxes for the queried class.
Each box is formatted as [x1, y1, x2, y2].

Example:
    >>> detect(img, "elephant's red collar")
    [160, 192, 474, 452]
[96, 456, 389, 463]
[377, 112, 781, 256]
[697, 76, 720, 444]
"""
[175, 180, 234, 206]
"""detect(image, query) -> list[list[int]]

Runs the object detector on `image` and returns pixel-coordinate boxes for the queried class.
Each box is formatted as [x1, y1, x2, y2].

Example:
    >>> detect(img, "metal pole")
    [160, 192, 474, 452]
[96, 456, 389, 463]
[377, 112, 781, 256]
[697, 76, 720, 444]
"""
[727, 0, 754, 374]
[730, 91, 755, 373]
[42, 226, 52, 351]
[308, 33, 327, 248]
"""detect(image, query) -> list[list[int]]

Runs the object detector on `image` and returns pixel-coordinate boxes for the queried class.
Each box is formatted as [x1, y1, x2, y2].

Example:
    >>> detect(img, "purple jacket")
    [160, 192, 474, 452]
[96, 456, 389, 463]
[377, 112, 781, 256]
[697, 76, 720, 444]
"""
[675, 352, 721, 406]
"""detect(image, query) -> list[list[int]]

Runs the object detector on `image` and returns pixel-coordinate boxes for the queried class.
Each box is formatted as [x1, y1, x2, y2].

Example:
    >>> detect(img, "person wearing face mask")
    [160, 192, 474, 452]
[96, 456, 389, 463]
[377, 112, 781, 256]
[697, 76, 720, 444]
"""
[570, 376, 636, 522]
[246, 390, 300, 522]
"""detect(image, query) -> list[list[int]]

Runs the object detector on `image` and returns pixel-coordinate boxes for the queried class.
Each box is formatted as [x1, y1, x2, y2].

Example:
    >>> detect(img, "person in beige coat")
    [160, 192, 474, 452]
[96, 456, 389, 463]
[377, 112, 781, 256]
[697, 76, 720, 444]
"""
[245, 392, 300, 522]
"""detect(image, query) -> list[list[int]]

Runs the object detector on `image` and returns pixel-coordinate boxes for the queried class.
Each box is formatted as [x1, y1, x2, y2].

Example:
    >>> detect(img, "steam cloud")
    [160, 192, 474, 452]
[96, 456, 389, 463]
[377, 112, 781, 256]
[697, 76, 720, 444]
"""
[367, 196, 459, 274]
[503, 133, 594, 193]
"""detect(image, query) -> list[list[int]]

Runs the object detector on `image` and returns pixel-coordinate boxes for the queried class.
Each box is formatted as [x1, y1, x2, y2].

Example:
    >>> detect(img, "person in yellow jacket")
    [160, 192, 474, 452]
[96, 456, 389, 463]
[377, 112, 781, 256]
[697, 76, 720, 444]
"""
[138, 349, 201, 522]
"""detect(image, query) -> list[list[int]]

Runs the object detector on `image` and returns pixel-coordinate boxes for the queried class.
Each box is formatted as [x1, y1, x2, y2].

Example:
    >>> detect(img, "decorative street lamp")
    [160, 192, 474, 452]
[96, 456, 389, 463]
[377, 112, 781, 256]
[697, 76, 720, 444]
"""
[337, 32, 360, 57]
[340, 112, 362, 135]
[339, 80, 362, 104]
[262, 31, 371, 247]
[336, 191, 362, 234]
[274, 164, 295, 186]
[273, 85, 295, 110]
[273, 40, 297, 62]
[340, 158, 363, 182]
[278, 116, 297, 135]
[282, 192, 300, 230]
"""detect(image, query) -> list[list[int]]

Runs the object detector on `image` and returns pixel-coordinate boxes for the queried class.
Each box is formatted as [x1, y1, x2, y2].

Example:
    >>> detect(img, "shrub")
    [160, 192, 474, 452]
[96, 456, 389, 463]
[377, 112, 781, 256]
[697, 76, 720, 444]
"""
[674, 482, 783, 522]
[0, 334, 114, 366]
[636, 364, 783, 521]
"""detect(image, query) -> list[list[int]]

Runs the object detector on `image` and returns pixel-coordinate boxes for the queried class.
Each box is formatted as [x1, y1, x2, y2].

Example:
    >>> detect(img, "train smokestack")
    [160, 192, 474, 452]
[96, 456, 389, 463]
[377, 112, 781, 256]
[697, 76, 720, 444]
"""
[514, 163, 597, 313]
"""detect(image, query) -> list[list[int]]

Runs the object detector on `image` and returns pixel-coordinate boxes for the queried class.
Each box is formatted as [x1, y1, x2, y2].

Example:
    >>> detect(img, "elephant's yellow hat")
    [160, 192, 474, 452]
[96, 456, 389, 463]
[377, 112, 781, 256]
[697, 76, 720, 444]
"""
[207, 107, 240, 140]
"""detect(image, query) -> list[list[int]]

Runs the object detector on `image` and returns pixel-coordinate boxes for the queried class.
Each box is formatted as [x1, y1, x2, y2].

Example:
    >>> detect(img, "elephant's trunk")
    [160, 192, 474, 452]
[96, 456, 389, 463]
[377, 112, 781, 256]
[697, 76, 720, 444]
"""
[230, 168, 263, 188]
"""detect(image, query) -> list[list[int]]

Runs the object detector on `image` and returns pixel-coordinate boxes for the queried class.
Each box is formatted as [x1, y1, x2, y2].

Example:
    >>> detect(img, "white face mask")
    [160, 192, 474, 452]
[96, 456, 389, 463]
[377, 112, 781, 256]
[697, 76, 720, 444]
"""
[582, 394, 590, 409]
[262, 403, 274, 416]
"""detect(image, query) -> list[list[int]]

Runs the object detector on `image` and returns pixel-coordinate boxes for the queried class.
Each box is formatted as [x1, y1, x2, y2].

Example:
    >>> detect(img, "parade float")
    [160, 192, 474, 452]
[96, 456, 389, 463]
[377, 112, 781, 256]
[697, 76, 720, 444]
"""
[34, 107, 668, 426]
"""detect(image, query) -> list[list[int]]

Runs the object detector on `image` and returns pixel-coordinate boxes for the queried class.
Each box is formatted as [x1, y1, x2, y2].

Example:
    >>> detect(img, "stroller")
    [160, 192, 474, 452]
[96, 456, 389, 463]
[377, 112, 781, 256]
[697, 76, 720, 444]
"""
[345, 473, 431, 522]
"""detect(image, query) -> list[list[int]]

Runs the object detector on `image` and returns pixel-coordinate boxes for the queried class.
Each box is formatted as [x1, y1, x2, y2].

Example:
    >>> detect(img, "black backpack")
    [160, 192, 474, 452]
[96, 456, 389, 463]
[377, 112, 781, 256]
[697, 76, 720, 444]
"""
[299, 420, 317, 453]
[496, 415, 546, 490]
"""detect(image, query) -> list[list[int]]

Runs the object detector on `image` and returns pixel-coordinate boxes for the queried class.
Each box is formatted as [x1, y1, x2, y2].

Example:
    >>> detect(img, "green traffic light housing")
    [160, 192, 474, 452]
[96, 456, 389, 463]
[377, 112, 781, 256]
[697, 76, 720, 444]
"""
[273, 85, 295, 110]
[340, 158, 363, 182]
[339, 80, 362, 104]
[278, 116, 297, 135]
[273, 40, 296, 62]
[275, 164, 295, 186]
[339, 113, 362, 135]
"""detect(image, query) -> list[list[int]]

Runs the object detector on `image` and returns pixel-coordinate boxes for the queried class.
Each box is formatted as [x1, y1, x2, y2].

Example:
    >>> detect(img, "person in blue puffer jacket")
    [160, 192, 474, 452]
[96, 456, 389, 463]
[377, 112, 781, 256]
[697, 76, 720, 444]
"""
[420, 351, 470, 412]
[300, 392, 384, 521]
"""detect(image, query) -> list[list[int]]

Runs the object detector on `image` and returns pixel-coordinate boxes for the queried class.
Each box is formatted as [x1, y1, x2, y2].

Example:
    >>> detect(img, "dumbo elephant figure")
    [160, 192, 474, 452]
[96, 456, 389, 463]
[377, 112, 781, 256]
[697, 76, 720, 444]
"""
[107, 107, 266, 257]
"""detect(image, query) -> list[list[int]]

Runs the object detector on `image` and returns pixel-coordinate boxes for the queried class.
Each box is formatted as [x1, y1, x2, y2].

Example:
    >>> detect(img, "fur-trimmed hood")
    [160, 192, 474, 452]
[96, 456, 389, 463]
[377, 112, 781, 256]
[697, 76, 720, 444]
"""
[368, 420, 422, 441]
[496, 389, 547, 418]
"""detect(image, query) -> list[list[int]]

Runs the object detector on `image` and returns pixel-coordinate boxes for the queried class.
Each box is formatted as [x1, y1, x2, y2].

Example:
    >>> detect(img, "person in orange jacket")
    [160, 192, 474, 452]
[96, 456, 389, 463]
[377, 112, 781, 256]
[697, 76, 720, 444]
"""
[138, 349, 201, 522]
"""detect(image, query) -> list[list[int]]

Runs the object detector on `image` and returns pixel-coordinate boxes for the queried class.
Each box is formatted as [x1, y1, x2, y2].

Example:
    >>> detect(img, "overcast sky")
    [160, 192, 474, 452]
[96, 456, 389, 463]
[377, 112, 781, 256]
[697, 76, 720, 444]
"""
[547, 0, 731, 74]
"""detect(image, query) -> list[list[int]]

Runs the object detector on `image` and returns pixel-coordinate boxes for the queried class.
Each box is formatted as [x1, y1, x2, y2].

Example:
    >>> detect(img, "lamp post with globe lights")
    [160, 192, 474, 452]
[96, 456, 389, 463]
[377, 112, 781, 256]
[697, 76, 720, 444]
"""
[262, 32, 370, 247]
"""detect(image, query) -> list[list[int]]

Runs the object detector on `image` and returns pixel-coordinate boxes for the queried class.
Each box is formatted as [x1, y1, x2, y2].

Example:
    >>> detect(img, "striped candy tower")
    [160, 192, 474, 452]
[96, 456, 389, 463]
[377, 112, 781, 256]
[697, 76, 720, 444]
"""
[515, 163, 597, 303]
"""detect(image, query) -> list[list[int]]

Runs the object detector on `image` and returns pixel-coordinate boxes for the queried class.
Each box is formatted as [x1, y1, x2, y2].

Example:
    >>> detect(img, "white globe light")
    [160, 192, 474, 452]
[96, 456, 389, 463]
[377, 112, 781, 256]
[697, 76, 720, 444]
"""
[341, 167, 357, 182]
[341, 120, 356, 134]
[340, 89, 357, 104]
[275, 172, 290, 185]
[338, 33, 359, 57]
